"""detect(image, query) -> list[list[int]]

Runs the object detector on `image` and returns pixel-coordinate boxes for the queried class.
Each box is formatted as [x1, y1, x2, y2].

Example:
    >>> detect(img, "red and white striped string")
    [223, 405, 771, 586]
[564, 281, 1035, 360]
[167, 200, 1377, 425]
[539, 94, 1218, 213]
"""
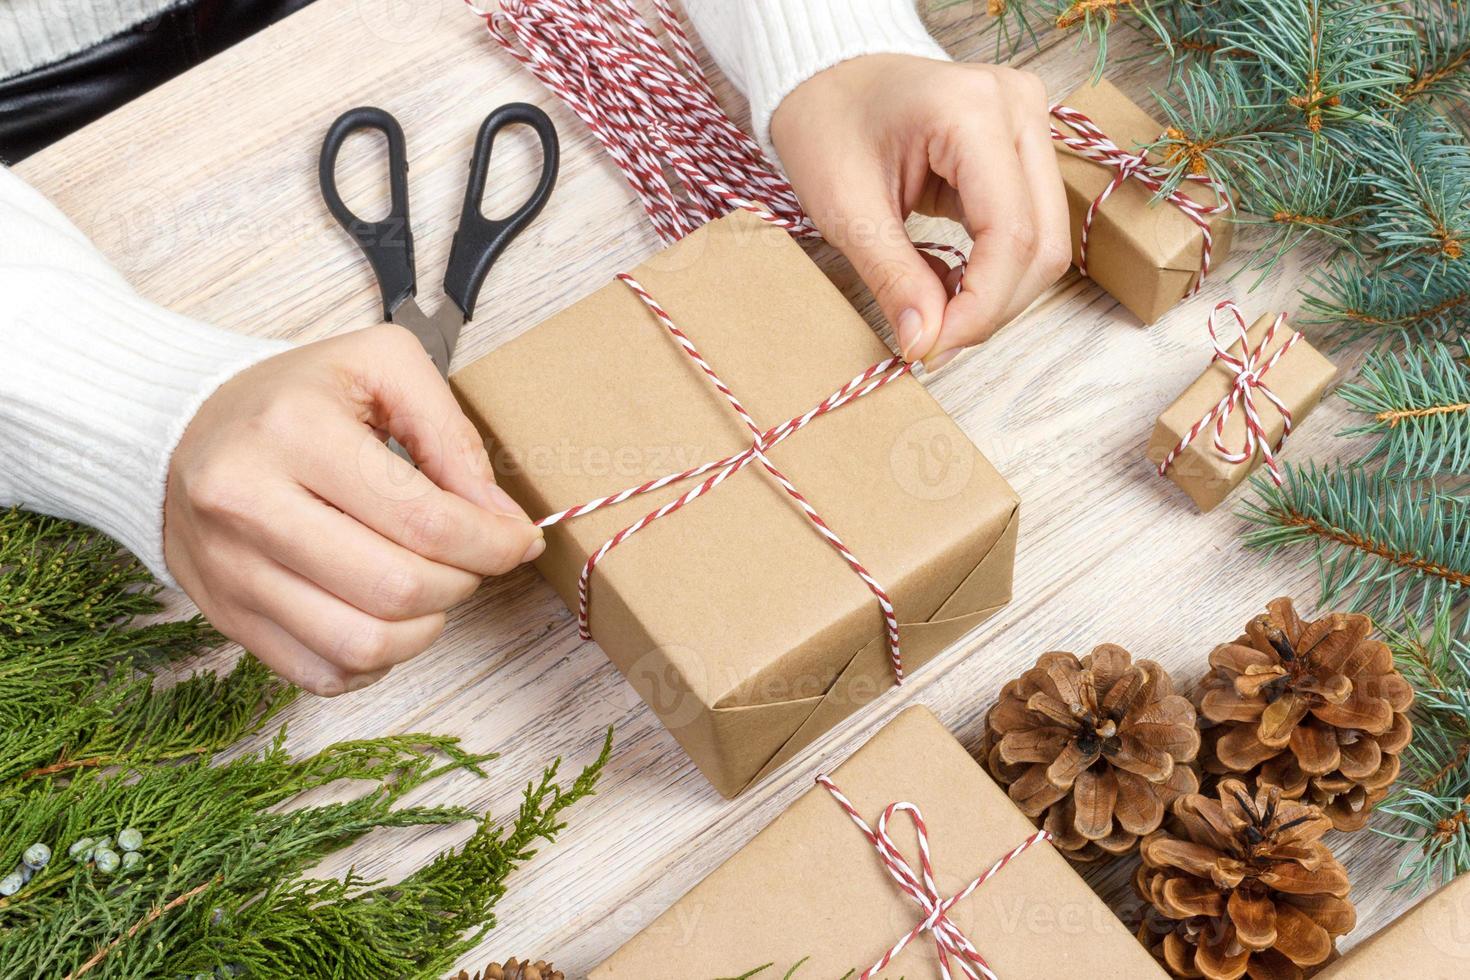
[535, 275, 911, 683]
[818, 775, 1052, 980]
[1156, 301, 1302, 486]
[470, 0, 812, 244]
[1049, 104, 1229, 293]
[468, 0, 968, 278]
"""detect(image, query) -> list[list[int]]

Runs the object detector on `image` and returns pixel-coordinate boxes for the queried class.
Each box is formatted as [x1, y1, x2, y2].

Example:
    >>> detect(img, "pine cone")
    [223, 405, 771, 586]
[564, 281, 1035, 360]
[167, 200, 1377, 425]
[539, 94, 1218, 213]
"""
[1135, 778, 1355, 980]
[1196, 597, 1414, 831]
[454, 958, 563, 980]
[983, 644, 1201, 860]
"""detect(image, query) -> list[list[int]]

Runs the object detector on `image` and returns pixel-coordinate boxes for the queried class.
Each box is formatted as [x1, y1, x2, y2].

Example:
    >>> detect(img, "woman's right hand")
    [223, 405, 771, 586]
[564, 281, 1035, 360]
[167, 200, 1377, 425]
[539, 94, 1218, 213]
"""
[164, 324, 544, 696]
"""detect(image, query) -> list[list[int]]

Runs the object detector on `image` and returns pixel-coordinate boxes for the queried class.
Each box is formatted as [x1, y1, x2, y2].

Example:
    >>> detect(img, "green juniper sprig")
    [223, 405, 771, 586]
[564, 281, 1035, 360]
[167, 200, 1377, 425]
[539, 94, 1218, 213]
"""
[1240, 462, 1470, 629]
[1339, 339, 1470, 477]
[0, 507, 610, 978]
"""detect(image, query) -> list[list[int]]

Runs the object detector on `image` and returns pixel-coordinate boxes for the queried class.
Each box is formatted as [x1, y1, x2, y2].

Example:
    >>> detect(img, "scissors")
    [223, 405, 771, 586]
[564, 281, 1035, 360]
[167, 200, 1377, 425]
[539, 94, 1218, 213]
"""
[319, 102, 560, 376]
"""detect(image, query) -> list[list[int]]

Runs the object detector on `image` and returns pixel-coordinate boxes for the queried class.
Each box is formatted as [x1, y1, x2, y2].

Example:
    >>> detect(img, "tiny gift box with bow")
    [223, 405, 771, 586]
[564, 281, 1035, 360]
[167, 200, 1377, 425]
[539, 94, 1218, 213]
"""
[1053, 79, 1234, 324]
[1314, 873, 1470, 979]
[591, 706, 1168, 979]
[451, 210, 1019, 798]
[1147, 302, 1337, 512]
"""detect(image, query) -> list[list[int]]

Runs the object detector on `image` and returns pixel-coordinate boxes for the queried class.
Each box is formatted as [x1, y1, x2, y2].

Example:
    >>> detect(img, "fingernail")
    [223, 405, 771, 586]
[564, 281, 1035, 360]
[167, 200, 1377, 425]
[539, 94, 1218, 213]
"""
[897, 308, 933, 362]
[485, 483, 531, 522]
[923, 348, 960, 373]
[522, 534, 547, 564]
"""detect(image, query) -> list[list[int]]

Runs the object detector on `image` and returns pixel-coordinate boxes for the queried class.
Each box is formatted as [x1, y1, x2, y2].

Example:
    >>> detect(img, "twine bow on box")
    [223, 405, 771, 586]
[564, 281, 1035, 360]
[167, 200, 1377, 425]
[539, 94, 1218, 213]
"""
[532, 274, 915, 684]
[818, 775, 1052, 980]
[1157, 300, 1304, 486]
[1049, 104, 1229, 292]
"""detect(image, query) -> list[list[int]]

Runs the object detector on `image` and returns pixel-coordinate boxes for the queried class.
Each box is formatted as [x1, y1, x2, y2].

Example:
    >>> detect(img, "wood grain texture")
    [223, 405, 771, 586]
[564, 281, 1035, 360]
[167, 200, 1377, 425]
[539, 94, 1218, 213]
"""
[15, 0, 1424, 973]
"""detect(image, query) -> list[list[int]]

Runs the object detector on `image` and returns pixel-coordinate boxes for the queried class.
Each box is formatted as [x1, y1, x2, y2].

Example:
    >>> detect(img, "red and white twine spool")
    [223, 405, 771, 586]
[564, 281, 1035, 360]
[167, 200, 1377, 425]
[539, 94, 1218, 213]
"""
[818, 775, 1052, 980]
[535, 275, 912, 683]
[1157, 301, 1302, 486]
[470, 0, 813, 245]
[468, 0, 967, 277]
[1049, 104, 1228, 293]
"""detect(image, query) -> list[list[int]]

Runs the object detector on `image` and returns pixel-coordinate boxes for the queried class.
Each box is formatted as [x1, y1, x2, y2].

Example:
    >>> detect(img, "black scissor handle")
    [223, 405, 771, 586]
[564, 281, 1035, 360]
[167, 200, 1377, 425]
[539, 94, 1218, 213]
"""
[319, 106, 416, 321]
[444, 103, 560, 320]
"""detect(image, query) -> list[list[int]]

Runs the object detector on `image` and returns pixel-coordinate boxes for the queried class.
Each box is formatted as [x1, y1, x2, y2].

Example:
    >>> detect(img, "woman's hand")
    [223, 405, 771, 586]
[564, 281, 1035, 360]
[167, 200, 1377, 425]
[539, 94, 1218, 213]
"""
[164, 324, 544, 696]
[771, 54, 1071, 369]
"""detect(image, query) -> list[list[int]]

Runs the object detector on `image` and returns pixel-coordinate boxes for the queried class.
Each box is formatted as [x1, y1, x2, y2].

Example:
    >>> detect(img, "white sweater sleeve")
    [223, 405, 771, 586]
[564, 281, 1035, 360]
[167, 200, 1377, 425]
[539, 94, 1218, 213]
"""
[682, 0, 949, 146]
[0, 166, 292, 586]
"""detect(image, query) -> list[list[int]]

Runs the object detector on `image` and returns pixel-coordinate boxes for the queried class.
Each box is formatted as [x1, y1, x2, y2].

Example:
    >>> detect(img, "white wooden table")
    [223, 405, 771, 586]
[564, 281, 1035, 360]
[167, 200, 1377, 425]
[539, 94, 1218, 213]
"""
[16, 0, 1421, 973]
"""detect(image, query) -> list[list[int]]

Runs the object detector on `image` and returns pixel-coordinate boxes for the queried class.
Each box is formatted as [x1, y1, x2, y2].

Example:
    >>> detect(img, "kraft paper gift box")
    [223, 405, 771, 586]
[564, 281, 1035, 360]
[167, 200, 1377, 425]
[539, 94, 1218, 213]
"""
[451, 210, 1019, 798]
[1316, 874, 1470, 979]
[1146, 310, 1337, 512]
[592, 705, 1168, 978]
[1055, 79, 1235, 324]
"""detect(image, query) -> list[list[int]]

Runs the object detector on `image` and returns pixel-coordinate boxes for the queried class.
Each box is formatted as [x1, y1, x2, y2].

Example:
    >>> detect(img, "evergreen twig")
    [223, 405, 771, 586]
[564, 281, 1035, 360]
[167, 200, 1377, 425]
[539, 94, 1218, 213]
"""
[0, 508, 608, 977]
[1339, 339, 1470, 477]
[1240, 463, 1470, 628]
[1377, 611, 1470, 892]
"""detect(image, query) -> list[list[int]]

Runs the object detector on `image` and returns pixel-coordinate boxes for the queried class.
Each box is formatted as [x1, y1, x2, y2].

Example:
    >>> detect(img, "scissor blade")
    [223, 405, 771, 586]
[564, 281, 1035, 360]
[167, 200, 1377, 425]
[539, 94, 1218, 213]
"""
[392, 297, 464, 378]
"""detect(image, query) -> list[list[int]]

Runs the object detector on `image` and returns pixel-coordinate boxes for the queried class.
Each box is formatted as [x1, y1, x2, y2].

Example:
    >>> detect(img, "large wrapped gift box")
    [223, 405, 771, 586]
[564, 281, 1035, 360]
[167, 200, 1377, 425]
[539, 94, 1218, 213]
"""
[1055, 79, 1234, 324]
[592, 705, 1169, 977]
[1316, 874, 1470, 979]
[451, 211, 1019, 797]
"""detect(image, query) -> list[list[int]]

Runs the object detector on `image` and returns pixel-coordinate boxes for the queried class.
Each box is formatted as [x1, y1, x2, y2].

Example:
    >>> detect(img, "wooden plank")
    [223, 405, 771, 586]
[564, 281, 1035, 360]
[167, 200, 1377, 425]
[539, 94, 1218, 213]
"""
[15, 0, 1422, 973]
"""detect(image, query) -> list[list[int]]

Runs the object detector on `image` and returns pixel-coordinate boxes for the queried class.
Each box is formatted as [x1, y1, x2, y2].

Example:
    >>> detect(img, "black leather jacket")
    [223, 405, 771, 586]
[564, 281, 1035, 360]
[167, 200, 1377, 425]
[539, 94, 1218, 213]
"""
[0, 0, 315, 163]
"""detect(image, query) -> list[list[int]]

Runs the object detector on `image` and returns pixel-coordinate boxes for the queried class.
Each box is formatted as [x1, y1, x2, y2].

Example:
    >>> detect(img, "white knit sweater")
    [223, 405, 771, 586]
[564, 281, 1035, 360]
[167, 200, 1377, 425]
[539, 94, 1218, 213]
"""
[0, 0, 945, 584]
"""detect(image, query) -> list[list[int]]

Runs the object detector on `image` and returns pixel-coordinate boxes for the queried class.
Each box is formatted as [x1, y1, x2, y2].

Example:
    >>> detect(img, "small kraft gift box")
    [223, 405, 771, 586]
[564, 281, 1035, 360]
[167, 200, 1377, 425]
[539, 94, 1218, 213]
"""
[1147, 301, 1337, 512]
[591, 705, 1168, 978]
[1315, 873, 1470, 979]
[1052, 79, 1234, 324]
[451, 209, 1019, 798]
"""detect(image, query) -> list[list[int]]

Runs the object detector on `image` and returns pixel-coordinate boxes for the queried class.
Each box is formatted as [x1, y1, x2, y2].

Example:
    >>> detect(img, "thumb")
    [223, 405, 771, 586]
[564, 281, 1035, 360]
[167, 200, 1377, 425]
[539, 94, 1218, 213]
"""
[359, 325, 530, 521]
[825, 189, 950, 362]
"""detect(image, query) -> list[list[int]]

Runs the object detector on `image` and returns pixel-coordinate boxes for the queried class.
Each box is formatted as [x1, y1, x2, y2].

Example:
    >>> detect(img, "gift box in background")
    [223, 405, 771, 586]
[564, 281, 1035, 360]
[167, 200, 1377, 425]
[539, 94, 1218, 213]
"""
[1147, 304, 1336, 512]
[1316, 874, 1470, 979]
[591, 705, 1167, 978]
[452, 211, 1019, 798]
[1054, 79, 1234, 324]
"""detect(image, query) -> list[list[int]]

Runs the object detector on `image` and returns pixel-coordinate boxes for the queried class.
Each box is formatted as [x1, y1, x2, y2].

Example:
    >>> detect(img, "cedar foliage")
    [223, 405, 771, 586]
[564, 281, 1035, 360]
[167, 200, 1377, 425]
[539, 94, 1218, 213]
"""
[939, 0, 1470, 888]
[0, 508, 610, 978]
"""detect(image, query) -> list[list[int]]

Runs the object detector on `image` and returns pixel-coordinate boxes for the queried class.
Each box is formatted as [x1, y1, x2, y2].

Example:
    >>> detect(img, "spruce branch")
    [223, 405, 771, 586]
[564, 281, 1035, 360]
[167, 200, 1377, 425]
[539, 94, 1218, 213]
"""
[1228, 138, 1369, 269]
[1397, 0, 1470, 105]
[1303, 252, 1470, 343]
[1339, 339, 1470, 476]
[1376, 610, 1470, 890]
[1351, 107, 1470, 265]
[1240, 462, 1470, 628]
[1213, 0, 1412, 131]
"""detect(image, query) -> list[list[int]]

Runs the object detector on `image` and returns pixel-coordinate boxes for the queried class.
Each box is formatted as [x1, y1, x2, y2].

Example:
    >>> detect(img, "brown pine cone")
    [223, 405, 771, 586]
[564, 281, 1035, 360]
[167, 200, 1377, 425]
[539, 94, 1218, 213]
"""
[1196, 597, 1414, 831]
[454, 958, 563, 980]
[1135, 778, 1355, 980]
[983, 644, 1201, 860]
